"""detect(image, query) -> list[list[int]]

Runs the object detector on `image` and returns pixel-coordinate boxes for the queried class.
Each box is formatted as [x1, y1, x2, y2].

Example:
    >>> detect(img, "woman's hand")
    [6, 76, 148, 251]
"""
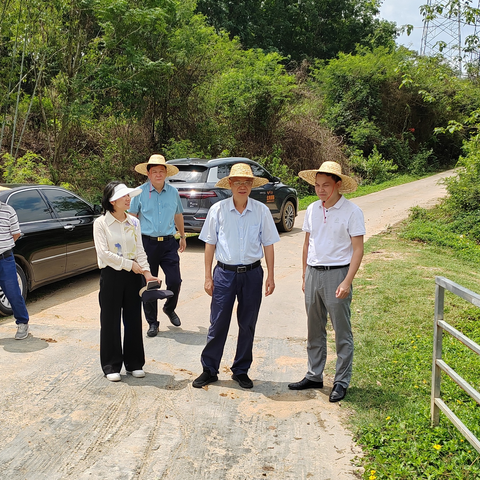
[131, 261, 143, 274]
[144, 273, 159, 283]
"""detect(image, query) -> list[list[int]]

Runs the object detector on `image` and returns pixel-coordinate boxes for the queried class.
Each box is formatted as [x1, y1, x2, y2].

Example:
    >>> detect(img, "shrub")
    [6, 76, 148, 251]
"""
[254, 145, 304, 194]
[350, 146, 397, 184]
[163, 139, 209, 160]
[408, 148, 437, 175]
[1, 152, 53, 185]
[444, 136, 480, 213]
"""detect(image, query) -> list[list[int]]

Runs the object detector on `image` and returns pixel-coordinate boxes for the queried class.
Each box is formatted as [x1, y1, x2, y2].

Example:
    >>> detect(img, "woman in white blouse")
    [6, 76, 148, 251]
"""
[94, 181, 159, 382]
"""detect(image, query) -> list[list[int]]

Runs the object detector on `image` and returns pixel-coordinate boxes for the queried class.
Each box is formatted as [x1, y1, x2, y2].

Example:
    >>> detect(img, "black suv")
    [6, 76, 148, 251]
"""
[0, 184, 101, 315]
[167, 157, 298, 233]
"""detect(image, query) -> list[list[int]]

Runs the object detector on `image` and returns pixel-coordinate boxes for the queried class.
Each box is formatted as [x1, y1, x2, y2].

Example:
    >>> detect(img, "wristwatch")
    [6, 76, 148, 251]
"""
[179, 235, 186, 239]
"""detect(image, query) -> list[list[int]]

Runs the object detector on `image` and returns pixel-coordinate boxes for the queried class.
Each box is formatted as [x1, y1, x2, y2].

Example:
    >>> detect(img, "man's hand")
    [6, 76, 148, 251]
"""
[265, 276, 275, 296]
[335, 280, 351, 299]
[178, 237, 186, 253]
[204, 277, 214, 296]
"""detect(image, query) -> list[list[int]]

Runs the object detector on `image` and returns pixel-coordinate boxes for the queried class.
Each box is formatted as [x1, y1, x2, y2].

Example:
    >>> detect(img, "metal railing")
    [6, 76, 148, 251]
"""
[431, 276, 480, 454]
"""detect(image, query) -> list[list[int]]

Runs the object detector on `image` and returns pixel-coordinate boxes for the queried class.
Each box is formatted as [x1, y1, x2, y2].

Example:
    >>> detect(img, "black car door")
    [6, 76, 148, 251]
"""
[41, 188, 98, 274]
[7, 189, 67, 284]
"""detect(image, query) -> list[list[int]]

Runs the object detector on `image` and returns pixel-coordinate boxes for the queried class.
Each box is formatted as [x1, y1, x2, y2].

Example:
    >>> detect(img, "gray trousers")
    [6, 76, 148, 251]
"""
[304, 265, 353, 388]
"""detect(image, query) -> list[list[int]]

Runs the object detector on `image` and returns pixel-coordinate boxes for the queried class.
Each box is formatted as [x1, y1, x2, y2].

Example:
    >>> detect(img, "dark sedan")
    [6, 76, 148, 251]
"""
[0, 184, 101, 316]
[166, 157, 298, 233]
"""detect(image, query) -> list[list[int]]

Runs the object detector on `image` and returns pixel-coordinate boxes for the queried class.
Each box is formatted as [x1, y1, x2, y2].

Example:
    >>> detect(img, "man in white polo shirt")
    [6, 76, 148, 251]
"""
[288, 161, 365, 402]
[0, 200, 30, 339]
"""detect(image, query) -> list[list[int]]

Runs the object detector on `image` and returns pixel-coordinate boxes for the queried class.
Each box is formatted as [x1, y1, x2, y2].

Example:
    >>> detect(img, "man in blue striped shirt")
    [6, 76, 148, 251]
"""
[192, 163, 280, 389]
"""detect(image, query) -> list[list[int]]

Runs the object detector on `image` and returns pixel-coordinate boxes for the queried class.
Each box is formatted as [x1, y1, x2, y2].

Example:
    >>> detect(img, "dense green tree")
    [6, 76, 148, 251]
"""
[3, 0, 480, 198]
[0, 0, 301, 193]
[313, 46, 480, 174]
[196, 0, 397, 61]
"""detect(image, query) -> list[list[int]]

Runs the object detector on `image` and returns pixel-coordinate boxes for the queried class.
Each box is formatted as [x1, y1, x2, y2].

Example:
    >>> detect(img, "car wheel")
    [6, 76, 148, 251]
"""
[0, 263, 27, 317]
[277, 200, 296, 232]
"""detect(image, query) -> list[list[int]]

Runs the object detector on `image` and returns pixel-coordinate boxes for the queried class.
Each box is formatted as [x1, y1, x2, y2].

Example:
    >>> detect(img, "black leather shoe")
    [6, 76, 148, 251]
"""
[232, 373, 253, 389]
[288, 377, 324, 390]
[329, 383, 347, 402]
[163, 308, 181, 327]
[192, 370, 218, 388]
[147, 324, 158, 337]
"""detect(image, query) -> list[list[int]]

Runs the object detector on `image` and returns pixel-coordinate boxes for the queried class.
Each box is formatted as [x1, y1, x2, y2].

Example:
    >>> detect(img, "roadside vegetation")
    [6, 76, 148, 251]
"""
[2, 0, 480, 205]
[350, 229, 480, 479]
[348, 107, 480, 478]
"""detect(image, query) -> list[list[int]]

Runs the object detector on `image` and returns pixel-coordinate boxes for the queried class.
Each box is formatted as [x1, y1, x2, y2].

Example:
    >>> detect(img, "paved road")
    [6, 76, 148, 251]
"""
[0, 171, 452, 479]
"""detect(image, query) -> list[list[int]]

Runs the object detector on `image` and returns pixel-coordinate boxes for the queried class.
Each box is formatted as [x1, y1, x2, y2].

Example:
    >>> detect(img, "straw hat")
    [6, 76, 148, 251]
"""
[298, 161, 357, 193]
[135, 154, 179, 177]
[215, 163, 269, 189]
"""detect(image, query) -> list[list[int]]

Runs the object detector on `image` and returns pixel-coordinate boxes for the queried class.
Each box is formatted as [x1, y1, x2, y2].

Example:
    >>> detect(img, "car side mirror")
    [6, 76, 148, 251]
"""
[93, 204, 102, 215]
[272, 176, 280, 183]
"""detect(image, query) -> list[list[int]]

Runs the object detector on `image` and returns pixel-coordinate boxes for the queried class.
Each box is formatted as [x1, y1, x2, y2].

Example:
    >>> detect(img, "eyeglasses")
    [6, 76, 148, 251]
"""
[231, 180, 253, 187]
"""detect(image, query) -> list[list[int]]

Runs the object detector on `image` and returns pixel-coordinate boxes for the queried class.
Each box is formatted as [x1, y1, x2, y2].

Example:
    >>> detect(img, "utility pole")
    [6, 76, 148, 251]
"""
[421, 0, 463, 74]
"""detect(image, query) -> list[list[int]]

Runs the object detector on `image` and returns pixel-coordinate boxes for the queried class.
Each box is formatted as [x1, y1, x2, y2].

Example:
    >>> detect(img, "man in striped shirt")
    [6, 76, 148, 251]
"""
[0, 201, 29, 339]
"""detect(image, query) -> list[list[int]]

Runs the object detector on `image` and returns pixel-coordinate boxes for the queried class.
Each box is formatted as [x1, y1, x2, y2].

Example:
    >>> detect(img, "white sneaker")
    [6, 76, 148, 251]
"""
[127, 370, 145, 378]
[106, 373, 121, 382]
[15, 323, 29, 340]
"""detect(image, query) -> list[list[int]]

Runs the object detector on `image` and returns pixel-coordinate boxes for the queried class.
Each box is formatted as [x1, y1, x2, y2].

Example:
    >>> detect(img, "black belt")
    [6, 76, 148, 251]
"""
[311, 264, 349, 271]
[143, 234, 175, 242]
[217, 260, 261, 273]
[0, 249, 12, 260]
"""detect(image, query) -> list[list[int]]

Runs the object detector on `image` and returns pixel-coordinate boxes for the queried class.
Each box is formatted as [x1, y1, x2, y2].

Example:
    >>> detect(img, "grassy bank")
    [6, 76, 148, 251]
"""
[348, 227, 480, 479]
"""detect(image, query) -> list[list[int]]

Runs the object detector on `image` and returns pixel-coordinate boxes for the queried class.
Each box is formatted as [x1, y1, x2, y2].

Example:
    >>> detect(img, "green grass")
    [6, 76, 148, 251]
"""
[298, 174, 425, 210]
[400, 205, 480, 264]
[348, 229, 480, 479]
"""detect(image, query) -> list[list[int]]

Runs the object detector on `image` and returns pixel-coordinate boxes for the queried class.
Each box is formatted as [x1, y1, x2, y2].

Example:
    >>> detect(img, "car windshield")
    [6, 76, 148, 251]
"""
[169, 166, 208, 183]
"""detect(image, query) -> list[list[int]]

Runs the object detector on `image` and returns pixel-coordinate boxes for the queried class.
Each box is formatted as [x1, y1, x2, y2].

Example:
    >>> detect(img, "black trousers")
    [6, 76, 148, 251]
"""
[99, 267, 145, 375]
[142, 235, 182, 326]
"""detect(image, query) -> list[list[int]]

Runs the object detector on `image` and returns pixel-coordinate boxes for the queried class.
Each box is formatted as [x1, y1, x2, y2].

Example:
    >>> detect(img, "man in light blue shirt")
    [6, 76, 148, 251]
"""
[129, 155, 186, 336]
[192, 163, 280, 389]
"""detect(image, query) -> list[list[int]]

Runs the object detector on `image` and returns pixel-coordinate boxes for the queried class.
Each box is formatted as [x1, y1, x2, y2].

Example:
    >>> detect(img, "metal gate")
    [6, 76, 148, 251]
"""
[431, 276, 480, 454]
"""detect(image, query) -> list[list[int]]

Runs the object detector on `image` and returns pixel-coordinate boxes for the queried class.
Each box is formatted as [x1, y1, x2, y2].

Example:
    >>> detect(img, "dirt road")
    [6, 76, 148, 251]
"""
[0, 171, 452, 479]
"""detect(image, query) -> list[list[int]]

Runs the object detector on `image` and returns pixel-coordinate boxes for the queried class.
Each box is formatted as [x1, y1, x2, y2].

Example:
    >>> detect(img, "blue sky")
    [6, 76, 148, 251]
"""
[379, 0, 478, 58]
[379, 0, 425, 52]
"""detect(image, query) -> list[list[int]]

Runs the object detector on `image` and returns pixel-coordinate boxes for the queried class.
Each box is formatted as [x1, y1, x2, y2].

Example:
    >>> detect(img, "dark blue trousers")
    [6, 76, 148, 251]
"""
[142, 236, 182, 326]
[201, 265, 263, 375]
[0, 254, 28, 324]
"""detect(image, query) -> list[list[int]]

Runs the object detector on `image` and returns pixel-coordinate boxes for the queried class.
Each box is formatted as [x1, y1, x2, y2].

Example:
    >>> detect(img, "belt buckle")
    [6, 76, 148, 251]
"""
[157, 236, 164, 241]
[237, 266, 247, 273]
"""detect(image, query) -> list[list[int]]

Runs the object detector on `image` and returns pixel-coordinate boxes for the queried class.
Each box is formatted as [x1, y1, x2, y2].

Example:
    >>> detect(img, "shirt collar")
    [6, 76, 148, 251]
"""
[149, 180, 166, 194]
[228, 196, 253, 213]
[105, 211, 136, 226]
[318, 195, 345, 210]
